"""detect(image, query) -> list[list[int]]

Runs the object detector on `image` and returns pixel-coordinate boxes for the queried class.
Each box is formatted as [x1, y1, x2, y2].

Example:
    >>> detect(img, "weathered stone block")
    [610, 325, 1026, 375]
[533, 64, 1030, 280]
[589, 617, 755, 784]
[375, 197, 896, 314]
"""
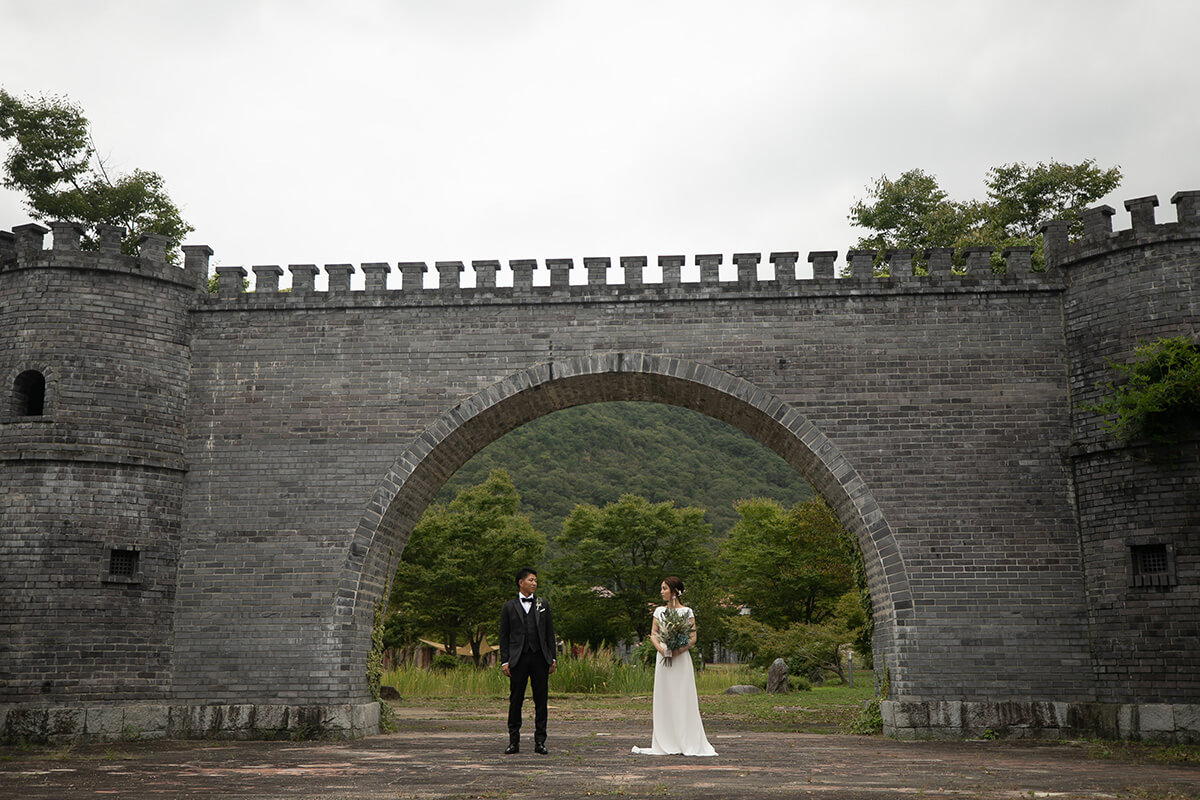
[892, 701, 930, 729]
[1139, 704, 1175, 733]
[86, 706, 125, 737]
[352, 702, 380, 736]
[1174, 705, 1200, 744]
[324, 704, 353, 733]
[47, 708, 84, 737]
[879, 700, 896, 730]
[123, 705, 168, 739]
[928, 700, 962, 730]
[7, 708, 49, 740]
[222, 704, 255, 732]
[255, 704, 289, 731]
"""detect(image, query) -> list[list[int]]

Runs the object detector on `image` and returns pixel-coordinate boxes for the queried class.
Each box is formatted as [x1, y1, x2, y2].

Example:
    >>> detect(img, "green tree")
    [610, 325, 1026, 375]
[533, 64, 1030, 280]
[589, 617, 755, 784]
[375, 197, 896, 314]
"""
[550, 494, 715, 642]
[848, 159, 1121, 272]
[0, 89, 192, 259]
[389, 470, 544, 665]
[719, 497, 854, 629]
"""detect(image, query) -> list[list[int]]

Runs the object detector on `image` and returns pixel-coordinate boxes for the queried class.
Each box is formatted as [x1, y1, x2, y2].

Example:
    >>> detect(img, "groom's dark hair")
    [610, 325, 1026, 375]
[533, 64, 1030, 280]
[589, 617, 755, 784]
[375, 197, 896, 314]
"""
[515, 567, 537, 583]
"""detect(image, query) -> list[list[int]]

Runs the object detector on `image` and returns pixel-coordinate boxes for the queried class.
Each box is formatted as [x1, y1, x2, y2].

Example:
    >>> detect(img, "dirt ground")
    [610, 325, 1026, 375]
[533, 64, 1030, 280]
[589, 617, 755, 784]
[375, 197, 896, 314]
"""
[3, 711, 1199, 800]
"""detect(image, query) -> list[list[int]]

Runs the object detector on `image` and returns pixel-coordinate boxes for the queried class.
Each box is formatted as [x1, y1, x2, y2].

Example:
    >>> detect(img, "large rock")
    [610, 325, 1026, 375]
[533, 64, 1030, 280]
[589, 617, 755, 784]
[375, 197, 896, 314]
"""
[723, 685, 762, 695]
[766, 658, 791, 694]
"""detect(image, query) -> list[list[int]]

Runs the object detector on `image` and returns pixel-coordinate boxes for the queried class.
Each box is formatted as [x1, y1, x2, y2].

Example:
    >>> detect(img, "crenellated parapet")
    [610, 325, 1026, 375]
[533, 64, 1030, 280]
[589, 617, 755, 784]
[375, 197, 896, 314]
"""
[0, 220, 208, 291]
[194, 243, 1057, 308]
[1043, 190, 1200, 268]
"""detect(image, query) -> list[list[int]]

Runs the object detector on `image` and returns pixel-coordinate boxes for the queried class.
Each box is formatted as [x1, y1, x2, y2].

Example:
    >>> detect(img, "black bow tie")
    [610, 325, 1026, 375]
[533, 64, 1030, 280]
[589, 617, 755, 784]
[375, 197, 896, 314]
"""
[521, 597, 534, 603]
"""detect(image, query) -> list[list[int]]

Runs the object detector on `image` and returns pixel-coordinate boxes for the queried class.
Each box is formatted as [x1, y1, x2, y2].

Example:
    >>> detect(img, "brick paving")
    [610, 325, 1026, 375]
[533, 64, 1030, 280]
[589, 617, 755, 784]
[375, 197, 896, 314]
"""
[2, 718, 1197, 799]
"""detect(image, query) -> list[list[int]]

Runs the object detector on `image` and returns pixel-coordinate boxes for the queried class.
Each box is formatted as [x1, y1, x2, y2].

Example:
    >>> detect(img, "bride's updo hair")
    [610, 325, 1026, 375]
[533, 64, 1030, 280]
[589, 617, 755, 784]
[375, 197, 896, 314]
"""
[663, 576, 684, 597]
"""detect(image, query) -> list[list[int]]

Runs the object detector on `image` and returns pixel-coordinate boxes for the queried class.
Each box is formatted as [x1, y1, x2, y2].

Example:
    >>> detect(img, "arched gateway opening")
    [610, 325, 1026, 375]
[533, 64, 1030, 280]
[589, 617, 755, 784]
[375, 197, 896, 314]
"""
[338, 353, 913, 700]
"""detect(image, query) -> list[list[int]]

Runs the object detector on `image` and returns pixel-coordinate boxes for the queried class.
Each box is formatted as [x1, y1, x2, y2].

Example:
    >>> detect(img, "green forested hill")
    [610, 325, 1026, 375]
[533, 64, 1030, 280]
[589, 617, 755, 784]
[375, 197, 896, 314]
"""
[433, 401, 814, 539]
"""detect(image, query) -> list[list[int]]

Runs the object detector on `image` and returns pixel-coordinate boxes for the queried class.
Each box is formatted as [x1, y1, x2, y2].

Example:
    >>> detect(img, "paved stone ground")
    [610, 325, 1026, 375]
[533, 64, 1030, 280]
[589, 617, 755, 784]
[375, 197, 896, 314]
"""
[2, 717, 1198, 800]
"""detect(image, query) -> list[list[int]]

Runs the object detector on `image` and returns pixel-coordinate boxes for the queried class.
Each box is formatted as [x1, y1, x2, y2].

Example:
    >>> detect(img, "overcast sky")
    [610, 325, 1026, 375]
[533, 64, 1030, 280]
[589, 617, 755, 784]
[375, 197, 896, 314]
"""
[2, 1, 1199, 287]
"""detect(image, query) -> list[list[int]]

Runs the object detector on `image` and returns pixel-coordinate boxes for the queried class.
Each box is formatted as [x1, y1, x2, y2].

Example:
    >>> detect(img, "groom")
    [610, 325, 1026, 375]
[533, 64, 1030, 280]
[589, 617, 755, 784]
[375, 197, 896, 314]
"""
[499, 566, 557, 754]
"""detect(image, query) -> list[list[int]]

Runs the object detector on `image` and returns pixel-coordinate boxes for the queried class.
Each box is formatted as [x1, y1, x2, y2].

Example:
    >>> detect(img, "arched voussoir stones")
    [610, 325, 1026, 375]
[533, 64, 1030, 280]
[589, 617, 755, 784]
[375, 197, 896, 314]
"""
[337, 353, 913, 693]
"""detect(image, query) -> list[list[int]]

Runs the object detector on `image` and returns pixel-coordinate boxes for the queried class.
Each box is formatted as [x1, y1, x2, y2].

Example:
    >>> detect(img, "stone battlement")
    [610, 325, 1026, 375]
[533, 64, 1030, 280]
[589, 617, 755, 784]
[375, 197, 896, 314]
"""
[5, 190, 1196, 302]
[1045, 190, 1200, 267]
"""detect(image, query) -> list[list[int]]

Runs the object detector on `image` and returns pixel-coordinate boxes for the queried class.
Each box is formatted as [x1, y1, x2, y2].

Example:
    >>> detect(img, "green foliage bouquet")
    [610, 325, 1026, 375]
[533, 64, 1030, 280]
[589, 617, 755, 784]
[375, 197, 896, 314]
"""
[658, 607, 691, 667]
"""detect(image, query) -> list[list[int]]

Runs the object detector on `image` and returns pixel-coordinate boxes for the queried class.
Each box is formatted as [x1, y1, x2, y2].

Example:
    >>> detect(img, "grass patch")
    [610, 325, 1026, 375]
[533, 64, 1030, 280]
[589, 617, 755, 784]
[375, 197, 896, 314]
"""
[381, 656, 764, 698]
[384, 672, 878, 734]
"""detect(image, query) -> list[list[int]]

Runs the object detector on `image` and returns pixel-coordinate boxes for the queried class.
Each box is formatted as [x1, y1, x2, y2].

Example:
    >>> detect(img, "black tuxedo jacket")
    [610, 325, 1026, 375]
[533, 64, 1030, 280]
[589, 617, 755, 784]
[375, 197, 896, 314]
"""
[498, 596, 556, 669]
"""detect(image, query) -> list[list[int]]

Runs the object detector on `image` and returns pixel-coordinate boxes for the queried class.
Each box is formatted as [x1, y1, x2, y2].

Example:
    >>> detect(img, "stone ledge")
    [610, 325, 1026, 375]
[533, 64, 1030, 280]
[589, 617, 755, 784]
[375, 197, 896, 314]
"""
[881, 700, 1200, 744]
[0, 702, 382, 744]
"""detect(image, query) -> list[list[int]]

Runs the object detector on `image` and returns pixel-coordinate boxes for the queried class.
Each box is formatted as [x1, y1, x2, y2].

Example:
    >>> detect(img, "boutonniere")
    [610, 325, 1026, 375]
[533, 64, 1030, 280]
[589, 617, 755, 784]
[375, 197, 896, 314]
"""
[535, 599, 546, 613]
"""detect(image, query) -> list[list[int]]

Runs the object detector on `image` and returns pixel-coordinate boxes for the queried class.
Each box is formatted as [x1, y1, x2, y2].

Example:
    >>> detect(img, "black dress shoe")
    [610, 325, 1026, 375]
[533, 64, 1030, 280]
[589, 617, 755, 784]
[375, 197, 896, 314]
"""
[534, 742, 548, 755]
[505, 743, 519, 754]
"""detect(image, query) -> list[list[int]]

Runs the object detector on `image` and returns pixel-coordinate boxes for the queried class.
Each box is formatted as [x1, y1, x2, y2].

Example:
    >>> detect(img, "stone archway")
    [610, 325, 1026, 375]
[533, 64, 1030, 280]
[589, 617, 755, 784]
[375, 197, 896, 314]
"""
[337, 353, 914, 699]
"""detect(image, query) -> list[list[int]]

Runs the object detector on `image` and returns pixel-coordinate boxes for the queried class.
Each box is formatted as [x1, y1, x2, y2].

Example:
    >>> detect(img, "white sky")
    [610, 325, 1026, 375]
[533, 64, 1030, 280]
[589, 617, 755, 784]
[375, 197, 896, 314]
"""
[2, 1, 1199, 288]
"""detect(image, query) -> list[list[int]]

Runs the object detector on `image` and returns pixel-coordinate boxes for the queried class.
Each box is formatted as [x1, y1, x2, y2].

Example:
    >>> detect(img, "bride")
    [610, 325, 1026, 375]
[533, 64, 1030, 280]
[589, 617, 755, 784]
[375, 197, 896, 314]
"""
[631, 576, 718, 757]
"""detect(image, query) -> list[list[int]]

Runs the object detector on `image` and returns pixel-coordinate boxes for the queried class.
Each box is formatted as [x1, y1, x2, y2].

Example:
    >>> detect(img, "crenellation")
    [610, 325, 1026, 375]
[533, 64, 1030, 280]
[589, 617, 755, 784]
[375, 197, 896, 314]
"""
[13, 222, 49, 257]
[584, 257, 610, 287]
[886, 248, 915, 280]
[0, 230, 13, 261]
[621, 255, 646, 288]
[1172, 191, 1200, 228]
[362, 262, 390, 292]
[252, 265, 285, 293]
[847, 249, 875, 279]
[659, 255, 684, 286]
[733, 252, 760, 284]
[325, 264, 355, 292]
[547, 258, 572, 287]
[962, 247, 992, 273]
[696, 253, 721, 283]
[800, 251, 828, 280]
[1081, 204, 1116, 241]
[289, 264, 320, 293]
[216, 266, 248, 296]
[398, 262, 427, 292]
[1124, 195, 1159, 232]
[97, 224, 125, 253]
[182, 244, 213, 283]
[434, 261, 464, 290]
[49, 221, 85, 251]
[1002, 246, 1034, 273]
[509, 259, 536, 290]
[138, 232, 170, 263]
[925, 247, 953, 276]
[1039, 220, 1069, 268]
[472, 260, 499, 290]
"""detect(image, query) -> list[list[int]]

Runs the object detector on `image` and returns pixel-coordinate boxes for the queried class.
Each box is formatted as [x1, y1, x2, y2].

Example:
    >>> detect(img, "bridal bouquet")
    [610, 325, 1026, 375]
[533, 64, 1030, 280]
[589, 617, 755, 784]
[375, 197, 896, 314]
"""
[658, 608, 691, 667]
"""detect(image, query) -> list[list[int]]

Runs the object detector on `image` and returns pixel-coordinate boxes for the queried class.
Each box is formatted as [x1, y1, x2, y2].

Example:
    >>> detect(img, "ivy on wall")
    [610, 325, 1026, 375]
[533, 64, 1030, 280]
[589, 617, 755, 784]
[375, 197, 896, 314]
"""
[1084, 336, 1200, 445]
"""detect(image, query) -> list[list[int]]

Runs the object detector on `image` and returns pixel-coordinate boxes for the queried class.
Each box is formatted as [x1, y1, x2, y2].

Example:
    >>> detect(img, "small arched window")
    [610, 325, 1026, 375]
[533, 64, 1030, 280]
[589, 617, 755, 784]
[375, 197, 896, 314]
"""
[13, 370, 46, 416]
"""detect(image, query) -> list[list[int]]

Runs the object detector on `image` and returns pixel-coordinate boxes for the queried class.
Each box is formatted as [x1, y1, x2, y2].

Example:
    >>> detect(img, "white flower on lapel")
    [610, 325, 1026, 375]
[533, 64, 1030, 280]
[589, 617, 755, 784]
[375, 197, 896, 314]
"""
[535, 599, 546, 613]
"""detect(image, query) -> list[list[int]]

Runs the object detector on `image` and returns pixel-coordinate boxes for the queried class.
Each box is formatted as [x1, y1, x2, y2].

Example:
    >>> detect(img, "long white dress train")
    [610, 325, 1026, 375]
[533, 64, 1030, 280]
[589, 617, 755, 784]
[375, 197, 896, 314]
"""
[631, 606, 718, 757]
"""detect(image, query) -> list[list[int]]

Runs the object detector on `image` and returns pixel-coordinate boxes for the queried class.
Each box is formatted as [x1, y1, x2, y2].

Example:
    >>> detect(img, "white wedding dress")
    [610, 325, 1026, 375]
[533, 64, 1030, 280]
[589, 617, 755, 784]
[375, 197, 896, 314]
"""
[631, 606, 718, 757]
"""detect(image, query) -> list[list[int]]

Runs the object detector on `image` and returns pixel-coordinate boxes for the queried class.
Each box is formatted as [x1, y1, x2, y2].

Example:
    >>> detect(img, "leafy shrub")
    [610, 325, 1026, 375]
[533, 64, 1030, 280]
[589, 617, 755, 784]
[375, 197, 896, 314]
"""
[430, 653, 460, 672]
[846, 698, 882, 735]
[1085, 336, 1200, 445]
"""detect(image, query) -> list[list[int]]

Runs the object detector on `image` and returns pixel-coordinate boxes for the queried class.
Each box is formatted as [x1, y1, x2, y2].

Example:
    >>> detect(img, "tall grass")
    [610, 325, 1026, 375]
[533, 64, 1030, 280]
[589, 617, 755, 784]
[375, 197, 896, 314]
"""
[380, 651, 764, 697]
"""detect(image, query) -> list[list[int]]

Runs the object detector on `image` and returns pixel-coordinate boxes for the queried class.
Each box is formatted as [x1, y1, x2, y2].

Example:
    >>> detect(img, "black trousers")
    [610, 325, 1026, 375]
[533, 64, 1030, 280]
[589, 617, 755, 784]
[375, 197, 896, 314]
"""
[507, 652, 549, 742]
